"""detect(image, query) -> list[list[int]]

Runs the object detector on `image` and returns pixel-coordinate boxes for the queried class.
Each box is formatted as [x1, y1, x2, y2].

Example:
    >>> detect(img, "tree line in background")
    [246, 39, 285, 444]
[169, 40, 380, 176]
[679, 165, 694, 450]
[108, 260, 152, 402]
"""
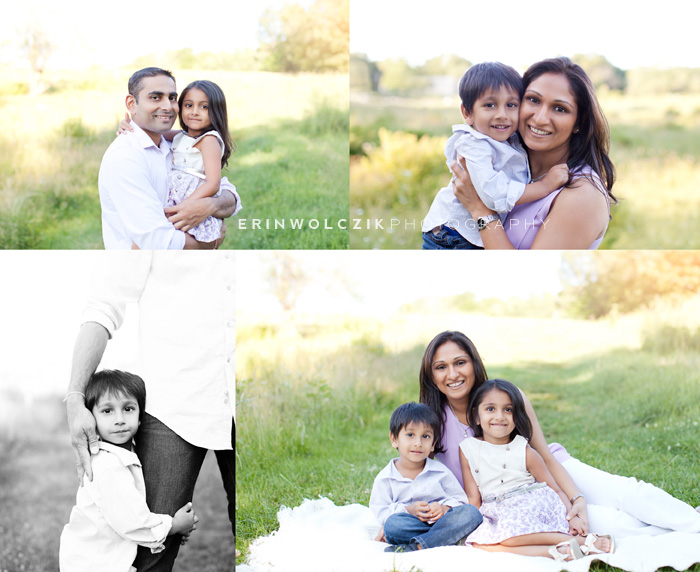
[8, 0, 348, 95]
[396, 253, 700, 321]
[351, 52, 700, 96]
[137, 0, 349, 74]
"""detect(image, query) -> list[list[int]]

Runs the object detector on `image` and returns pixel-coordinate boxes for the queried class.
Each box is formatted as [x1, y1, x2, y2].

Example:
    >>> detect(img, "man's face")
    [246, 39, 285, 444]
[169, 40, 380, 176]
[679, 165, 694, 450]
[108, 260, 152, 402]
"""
[127, 75, 178, 144]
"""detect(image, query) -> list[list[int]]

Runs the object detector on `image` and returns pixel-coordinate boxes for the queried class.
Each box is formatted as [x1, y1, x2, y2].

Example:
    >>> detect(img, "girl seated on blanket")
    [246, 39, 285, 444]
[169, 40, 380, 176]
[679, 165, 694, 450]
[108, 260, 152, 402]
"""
[459, 379, 615, 562]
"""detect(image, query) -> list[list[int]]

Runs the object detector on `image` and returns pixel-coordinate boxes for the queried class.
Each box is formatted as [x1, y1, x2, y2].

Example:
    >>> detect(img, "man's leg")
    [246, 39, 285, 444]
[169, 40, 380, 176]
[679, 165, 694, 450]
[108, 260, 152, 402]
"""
[134, 413, 207, 572]
[214, 418, 235, 537]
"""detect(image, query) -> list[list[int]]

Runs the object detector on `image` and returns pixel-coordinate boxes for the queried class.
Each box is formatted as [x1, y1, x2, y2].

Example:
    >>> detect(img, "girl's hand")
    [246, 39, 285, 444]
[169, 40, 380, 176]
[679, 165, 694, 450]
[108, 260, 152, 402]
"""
[117, 113, 134, 136]
[451, 158, 494, 219]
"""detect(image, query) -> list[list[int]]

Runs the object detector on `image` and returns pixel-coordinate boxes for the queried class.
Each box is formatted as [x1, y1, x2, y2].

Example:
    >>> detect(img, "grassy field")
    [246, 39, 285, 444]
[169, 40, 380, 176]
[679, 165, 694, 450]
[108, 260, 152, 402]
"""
[349, 91, 700, 249]
[0, 68, 349, 249]
[235, 293, 700, 571]
[0, 394, 235, 572]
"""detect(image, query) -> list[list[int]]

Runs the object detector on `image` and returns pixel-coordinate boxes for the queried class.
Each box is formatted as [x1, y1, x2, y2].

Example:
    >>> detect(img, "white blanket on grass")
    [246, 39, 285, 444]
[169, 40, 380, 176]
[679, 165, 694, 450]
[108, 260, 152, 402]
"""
[240, 497, 700, 572]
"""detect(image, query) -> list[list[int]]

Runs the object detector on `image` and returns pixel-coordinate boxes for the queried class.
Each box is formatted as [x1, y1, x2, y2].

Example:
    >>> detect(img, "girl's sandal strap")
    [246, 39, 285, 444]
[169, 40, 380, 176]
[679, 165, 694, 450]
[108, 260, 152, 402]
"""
[549, 538, 584, 561]
[581, 533, 615, 555]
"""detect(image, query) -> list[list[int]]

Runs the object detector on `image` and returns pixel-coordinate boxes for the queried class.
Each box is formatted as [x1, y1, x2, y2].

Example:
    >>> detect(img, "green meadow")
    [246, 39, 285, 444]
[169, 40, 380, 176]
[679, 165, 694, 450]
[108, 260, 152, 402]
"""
[0, 69, 348, 249]
[350, 91, 700, 249]
[235, 294, 700, 570]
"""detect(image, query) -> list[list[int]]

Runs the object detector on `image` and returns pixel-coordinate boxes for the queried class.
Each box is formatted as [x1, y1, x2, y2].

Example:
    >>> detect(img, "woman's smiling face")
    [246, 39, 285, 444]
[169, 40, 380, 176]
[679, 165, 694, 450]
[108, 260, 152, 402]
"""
[519, 72, 578, 157]
[431, 340, 475, 404]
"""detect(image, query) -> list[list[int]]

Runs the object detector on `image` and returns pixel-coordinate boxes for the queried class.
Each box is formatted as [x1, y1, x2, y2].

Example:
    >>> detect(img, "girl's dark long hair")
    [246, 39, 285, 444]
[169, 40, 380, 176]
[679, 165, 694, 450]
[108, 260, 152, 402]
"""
[523, 57, 616, 205]
[419, 331, 488, 454]
[468, 379, 532, 441]
[178, 80, 235, 168]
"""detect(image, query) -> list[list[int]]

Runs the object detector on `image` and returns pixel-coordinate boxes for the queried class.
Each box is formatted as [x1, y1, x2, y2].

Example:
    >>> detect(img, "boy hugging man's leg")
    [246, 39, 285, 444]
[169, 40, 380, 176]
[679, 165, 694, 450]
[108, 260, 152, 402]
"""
[59, 370, 198, 572]
[369, 402, 482, 552]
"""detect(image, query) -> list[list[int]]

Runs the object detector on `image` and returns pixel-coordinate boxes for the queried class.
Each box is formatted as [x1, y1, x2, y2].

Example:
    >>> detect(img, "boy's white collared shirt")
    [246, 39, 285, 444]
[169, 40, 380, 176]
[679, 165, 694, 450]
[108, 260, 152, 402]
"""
[59, 441, 173, 572]
[422, 123, 531, 247]
[369, 457, 469, 526]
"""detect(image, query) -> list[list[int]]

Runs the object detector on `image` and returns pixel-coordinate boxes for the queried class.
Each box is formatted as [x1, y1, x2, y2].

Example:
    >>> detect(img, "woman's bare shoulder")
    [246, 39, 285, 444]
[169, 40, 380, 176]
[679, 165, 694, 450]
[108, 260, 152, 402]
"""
[532, 176, 609, 248]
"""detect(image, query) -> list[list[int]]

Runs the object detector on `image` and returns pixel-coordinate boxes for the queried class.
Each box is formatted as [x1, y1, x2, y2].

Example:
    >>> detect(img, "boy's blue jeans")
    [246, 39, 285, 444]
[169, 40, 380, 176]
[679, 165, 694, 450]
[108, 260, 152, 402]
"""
[422, 226, 483, 250]
[133, 413, 234, 572]
[384, 504, 483, 549]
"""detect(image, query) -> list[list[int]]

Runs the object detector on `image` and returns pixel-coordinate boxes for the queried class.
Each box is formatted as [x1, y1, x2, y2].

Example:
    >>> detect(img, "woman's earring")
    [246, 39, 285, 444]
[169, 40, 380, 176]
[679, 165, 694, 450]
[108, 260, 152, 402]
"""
[573, 127, 580, 134]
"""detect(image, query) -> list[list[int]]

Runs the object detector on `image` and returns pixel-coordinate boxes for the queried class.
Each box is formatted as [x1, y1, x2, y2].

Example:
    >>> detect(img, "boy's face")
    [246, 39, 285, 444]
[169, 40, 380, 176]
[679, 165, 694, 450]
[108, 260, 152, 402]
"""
[91, 391, 141, 449]
[462, 85, 520, 142]
[390, 421, 435, 465]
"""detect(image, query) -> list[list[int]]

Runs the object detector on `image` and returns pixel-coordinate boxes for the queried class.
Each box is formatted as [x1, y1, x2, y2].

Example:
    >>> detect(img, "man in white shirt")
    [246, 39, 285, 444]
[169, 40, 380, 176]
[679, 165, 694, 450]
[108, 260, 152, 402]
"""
[98, 67, 241, 249]
[65, 251, 235, 571]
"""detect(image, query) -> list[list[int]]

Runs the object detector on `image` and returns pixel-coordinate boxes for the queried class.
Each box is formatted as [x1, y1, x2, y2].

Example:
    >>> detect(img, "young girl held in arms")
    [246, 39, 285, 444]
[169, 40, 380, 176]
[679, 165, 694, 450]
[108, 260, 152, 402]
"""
[459, 379, 615, 561]
[121, 79, 235, 243]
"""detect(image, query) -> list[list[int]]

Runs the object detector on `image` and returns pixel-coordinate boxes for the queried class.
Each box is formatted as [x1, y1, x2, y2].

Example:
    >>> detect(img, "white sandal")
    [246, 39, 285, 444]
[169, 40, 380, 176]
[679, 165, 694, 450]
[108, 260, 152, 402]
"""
[581, 533, 615, 555]
[549, 538, 584, 561]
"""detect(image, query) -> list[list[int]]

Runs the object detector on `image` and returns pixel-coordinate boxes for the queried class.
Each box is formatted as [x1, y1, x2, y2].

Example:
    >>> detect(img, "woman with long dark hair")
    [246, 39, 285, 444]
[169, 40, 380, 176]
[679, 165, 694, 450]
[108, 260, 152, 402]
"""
[452, 57, 616, 249]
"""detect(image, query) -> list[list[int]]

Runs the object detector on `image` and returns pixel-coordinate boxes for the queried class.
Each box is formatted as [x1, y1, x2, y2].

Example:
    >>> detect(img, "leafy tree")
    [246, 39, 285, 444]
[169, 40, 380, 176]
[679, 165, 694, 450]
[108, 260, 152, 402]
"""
[258, 0, 349, 73]
[561, 252, 700, 318]
[572, 54, 626, 92]
[418, 54, 471, 78]
[376, 58, 429, 94]
[350, 53, 380, 91]
[19, 21, 53, 95]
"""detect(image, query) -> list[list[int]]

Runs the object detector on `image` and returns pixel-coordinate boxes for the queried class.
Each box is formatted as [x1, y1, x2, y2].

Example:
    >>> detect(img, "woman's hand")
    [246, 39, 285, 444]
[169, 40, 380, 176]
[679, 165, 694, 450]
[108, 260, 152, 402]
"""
[450, 158, 494, 219]
[567, 500, 589, 535]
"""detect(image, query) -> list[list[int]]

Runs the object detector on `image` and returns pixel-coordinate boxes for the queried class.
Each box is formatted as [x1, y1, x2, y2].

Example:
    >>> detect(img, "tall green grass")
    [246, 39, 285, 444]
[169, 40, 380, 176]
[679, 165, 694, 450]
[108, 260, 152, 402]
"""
[236, 298, 700, 570]
[0, 70, 348, 249]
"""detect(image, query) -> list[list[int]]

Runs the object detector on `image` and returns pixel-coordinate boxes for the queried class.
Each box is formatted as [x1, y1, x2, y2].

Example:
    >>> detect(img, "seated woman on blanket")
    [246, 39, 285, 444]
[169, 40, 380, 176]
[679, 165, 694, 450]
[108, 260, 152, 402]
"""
[418, 330, 700, 538]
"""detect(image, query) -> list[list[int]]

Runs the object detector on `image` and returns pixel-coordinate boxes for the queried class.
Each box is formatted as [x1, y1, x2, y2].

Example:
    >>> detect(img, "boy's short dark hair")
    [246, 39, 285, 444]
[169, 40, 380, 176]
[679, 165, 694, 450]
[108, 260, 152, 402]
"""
[390, 402, 440, 440]
[85, 370, 147, 422]
[458, 62, 524, 114]
[128, 67, 175, 100]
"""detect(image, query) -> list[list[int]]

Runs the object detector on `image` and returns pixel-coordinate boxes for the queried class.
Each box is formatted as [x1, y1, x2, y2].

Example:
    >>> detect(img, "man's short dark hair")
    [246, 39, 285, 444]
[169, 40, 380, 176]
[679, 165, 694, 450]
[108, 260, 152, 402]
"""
[389, 402, 440, 440]
[85, 369, 147, 422]
[128, 67, 176, 101]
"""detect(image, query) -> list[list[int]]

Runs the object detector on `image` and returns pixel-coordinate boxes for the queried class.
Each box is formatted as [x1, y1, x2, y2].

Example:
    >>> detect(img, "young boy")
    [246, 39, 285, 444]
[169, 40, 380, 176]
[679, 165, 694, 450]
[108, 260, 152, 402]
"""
[422, 61, 570, 249]
[60, 370, 198, 572]
[369, 402, 482, 552]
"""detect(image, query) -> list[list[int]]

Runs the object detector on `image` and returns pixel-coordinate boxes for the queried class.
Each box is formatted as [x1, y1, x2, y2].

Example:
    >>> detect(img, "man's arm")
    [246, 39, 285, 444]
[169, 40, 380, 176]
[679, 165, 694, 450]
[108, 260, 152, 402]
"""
[66, 322, 110, 483]
[165, 186, 239, 232]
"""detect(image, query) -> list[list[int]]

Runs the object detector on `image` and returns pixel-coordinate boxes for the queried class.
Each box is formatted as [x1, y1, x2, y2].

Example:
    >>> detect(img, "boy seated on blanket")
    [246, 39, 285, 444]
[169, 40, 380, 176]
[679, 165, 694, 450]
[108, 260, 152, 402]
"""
[60, 370, 199, 572]
[369, 402, 483, 552]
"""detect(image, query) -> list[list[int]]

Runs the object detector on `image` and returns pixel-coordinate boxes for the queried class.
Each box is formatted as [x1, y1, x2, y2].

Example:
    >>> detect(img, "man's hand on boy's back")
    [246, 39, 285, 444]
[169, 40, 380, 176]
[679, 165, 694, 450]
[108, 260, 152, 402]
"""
[67, 397, 100, 484]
